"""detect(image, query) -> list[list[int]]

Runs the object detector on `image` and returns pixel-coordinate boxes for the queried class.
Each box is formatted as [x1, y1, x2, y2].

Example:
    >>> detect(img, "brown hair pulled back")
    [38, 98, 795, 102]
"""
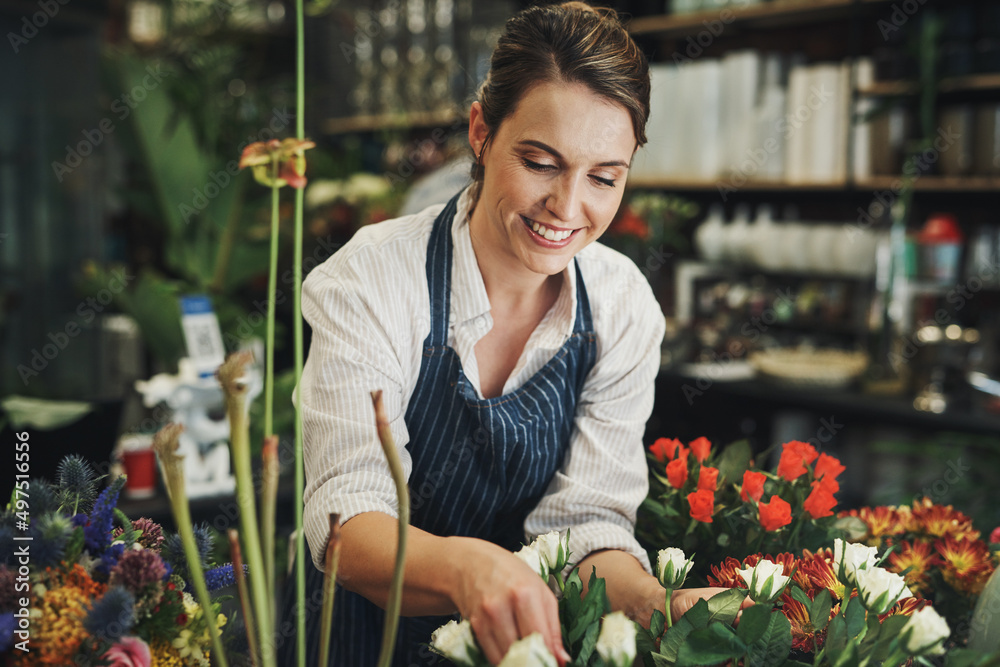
[471, 2, 650, 193]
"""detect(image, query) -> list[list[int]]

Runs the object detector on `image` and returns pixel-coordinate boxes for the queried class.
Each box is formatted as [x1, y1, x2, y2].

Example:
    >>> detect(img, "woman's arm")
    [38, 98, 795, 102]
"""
[339, 512, 571, 666]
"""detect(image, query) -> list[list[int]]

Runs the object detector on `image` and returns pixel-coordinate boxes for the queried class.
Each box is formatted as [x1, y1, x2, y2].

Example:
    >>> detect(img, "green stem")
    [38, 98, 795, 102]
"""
[265, 177, 279, 437]
[372, 390, 410, 667]
[293, 0, 307, 663]
[319, 514, 342, 667]
[225, 378, 274, 666]
[664, 589, 673, 629]
[228, 529, 260, 667]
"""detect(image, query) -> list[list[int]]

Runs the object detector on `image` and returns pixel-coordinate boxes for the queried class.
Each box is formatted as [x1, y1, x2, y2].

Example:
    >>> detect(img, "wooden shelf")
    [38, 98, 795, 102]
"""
[628, 176, 1000, 193]
[627, 0, 890, 38]
[322, 109, 466, 135]
[859, 73, 1000, 96]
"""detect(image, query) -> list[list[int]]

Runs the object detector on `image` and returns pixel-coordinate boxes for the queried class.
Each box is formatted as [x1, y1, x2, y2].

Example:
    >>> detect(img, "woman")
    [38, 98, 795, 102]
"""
[282, 3, 731, 665]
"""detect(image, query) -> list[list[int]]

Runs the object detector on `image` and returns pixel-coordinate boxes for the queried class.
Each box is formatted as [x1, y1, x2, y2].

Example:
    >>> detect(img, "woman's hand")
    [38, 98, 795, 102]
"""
[448, 536, 571, 666]
[670, 587, 753, 621]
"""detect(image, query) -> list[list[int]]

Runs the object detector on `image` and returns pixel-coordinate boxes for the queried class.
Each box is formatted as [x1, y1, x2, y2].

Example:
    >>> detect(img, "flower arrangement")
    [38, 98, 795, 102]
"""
[640, 540, 966, 667]
[638, 437, 845, 583]
[839, 497, 999, 639]
[0, 456, 233, 666]
[430, 530, 638, 667]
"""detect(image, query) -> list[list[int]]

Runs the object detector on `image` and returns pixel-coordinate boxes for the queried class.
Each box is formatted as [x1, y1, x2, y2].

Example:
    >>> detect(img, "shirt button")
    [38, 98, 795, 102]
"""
[475, 315, 487, 329]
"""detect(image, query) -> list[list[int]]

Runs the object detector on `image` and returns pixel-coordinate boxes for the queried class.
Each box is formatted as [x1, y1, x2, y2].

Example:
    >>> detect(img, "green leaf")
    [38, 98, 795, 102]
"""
[650, 608, 666, 639]
[706, 588, 745, 626]
[717, 439, 753, 486]
[810, 590, 833, 632]
[945, 648, 1000, 667]
[844, 597, 866, 639]
[64, 526, 85, 563]
[790, 587, 812, 608]
[676, 624, 747, 666]
[832, 641, 860, 667]
[576, 618, 600, 665]
[651, 653, 674, 667]
[736, 604, 772, 646]
[659, 616, 697, 662]
[746, 610, 792, 667]
[826, 614, 847, 655]
[679, 598, 711, 629]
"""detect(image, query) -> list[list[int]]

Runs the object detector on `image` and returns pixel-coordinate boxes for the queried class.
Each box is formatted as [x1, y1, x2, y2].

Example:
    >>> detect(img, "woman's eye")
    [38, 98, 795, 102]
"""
[591, 175, 616, 188]
[522, 158, 555, 172]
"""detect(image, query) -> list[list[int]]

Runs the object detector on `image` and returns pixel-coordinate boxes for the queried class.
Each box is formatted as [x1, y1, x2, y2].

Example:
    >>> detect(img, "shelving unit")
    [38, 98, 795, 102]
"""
[628, 175, 1000, 192]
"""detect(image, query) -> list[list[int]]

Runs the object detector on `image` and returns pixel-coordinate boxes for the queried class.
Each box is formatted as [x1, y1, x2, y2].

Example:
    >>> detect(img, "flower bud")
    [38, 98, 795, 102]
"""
[514, 543, 549, 580]
[498, 633, 557, 667]
[737, 559, 791, 603]
[534, 531, 571, 573]
[656, 547, 693, 590]
[832, 538, 878, 585]
[430, 619, 482, 667]
[855, 566, 913, 614]
[900, 606, 950, 656]
[595, 612, 637, 667]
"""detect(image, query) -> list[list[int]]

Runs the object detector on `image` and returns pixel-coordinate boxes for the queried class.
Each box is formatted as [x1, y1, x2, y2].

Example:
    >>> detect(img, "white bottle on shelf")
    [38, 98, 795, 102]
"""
[694, 203, 727, 264]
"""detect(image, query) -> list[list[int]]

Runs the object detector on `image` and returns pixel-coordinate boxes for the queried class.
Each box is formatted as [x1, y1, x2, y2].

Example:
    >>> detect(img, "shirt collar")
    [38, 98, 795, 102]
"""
[450, 187, 578, 340]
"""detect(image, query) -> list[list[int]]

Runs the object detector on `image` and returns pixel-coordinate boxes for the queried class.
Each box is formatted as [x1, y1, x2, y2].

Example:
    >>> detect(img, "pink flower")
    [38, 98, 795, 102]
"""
[990, 526, 1000, 545]
[102, 636, 151, 667]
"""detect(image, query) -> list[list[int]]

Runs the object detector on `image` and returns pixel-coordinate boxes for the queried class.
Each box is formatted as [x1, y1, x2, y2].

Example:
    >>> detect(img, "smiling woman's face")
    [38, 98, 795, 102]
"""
[468, 80, 636, 279]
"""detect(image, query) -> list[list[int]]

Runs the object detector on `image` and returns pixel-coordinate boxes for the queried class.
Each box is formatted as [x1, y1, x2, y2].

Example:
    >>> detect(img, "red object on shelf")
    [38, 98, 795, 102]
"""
[917, 213, 964, 244]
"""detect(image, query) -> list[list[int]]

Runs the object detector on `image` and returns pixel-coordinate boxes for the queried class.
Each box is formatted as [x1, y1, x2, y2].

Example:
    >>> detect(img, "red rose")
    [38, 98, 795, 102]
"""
[698, 466, 719, 492]
[814, 452, 845, 484]
[803, 482, 838, 519]
[776, 441, 819, 481]
[650, 437, 683, 462]
[687, 489, 715, 523]
[990, 527, 1000, 545]
[759, 495, 792, 531]
[666, 457, 688, 489]
[689, 437, 712, 463]
[741, 470, 766, 502]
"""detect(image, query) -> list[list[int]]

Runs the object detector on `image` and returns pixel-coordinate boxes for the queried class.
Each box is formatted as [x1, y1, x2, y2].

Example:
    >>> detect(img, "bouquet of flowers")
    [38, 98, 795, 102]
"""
[0, 455, 235, 666]
[637, 437, 845, 583]
[429, 530, 638, 667]
[839, 498, 999, 639]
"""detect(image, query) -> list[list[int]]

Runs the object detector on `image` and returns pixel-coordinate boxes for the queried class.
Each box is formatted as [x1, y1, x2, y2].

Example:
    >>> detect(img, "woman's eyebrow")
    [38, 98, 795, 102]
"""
[515, 139, 630, 168]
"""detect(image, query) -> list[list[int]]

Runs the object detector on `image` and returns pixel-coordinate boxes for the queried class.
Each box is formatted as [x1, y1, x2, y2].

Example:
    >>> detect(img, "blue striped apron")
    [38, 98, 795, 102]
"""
[279, 193, 597, 665]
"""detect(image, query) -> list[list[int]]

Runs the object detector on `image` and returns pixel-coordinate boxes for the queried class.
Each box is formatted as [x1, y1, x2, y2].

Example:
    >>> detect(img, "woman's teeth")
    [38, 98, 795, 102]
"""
[530, 221, 573, 242]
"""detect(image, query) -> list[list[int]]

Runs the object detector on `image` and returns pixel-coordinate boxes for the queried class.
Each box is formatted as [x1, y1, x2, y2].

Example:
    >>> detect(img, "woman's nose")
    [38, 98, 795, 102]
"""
[545, 176, 582, 223]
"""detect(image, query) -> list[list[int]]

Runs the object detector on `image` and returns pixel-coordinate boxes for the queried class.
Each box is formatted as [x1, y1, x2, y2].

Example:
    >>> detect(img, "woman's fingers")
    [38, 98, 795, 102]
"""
[512, 584, 570, 665]
[470, 595, 520, 665]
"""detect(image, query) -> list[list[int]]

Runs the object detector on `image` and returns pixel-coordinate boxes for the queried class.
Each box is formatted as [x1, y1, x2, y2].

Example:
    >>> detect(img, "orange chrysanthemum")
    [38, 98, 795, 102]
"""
[888, 540, 940, 596]
[783, 597, 824, 653]
[707, 556, 745, 588]
[936, 535, 995, 595]
[795, 548, 844, 601]
[10, 584, 92, 665]
[913, 499, 980, 541]
[878, 596, 929, 622]
[689, 437, 712, 463]
[838, 506, 904, 545]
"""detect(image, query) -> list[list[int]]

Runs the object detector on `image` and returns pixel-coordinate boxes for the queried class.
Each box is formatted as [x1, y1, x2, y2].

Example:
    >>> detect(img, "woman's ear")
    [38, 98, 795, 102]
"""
[468, 101, 489, 160]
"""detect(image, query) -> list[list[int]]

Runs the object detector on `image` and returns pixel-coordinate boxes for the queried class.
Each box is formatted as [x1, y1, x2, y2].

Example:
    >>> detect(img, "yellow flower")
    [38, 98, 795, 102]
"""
[150, 638, 188, 667]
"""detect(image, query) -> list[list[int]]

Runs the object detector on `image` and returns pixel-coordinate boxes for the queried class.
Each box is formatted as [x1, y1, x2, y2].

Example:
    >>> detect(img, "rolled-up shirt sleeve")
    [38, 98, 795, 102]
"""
[299, 259, 415, 571]
[524, 273, 665, 574]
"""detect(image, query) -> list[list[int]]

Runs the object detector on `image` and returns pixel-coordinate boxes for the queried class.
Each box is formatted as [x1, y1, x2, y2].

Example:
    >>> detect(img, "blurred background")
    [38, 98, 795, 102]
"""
[1, 0, 998, 532]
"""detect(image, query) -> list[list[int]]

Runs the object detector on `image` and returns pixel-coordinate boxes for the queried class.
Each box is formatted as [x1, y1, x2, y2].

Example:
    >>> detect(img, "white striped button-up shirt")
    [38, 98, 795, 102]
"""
[299, 188, 665, 572]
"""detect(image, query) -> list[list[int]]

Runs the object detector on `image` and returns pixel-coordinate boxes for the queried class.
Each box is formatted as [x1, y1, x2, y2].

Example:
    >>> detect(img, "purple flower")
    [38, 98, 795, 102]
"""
[110, 549, 168, 595]
[85, 481, 124, 553]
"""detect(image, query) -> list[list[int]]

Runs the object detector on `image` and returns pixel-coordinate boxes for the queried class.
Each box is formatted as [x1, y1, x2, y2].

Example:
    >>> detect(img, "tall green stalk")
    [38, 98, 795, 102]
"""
[265, 177, 280, 437]
[372, 390, 409, 667]
[219, 352, 275, 666]
[293, 0, 307, 662]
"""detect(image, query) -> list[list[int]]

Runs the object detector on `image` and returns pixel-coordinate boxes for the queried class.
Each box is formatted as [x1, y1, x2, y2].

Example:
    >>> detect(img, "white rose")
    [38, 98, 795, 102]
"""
[656, 547, 694, 590]
[855, 566, 913, 614]
[737, 559, 791, 603]
[497, 633, 557, 667]
[514, 543, 549, 579]
[833, 538, 879, 585]
[430, 619, 482, 667]
[534, 531, 570, 572]
[595, 611, 637, 667]
[901, 606, 950, 656]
